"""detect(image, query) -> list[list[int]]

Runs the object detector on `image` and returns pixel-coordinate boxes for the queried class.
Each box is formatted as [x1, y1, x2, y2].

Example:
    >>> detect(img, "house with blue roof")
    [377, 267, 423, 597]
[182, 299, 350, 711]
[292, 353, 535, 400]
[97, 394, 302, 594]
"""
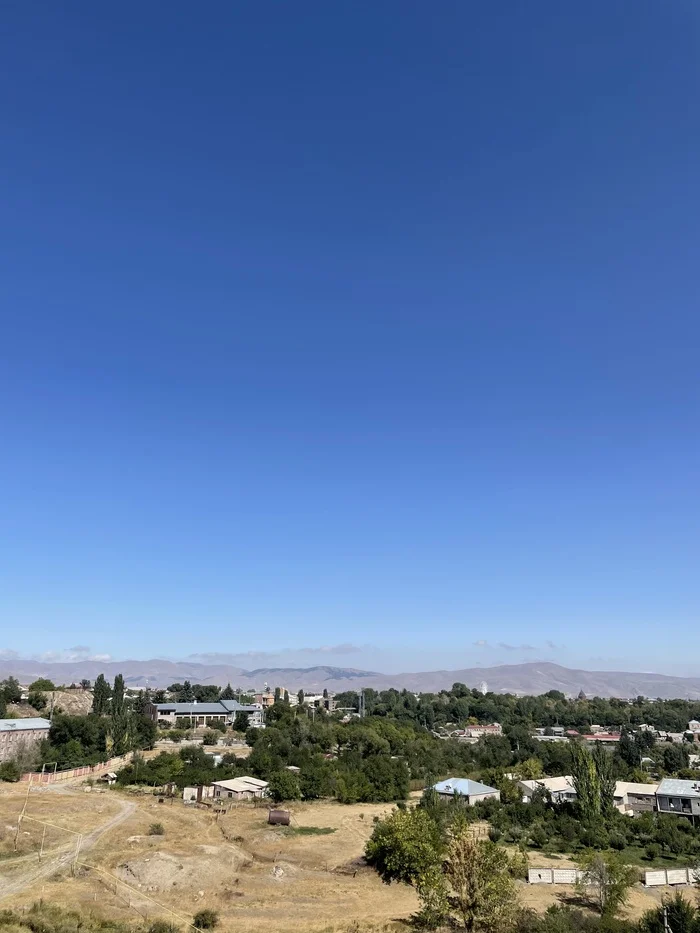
[432, 777, 500, 805]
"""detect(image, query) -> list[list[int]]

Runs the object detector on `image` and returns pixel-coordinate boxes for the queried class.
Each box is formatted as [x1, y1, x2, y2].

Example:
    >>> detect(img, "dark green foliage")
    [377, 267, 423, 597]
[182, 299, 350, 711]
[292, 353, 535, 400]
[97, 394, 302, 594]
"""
[92, 674, 111, 715]
[637, 893, 700, 933]
[268, 769, 302, 802]
[29, 678, 56, 691]
[233, 712, 249, 733]
[219, 683, 236, 700]
[149, 822, 165, 835]
[192, 910, 218, 930]
[28, 691, 47, 710]
[0, 760, 21, 782]
[1, 676, 22, 704]
[110, 674, 129, 754]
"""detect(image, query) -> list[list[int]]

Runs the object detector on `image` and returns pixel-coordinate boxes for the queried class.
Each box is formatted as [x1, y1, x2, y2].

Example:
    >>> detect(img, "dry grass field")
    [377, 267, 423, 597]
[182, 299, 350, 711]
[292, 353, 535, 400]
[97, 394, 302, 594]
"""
[0, 783, 417, 933]
[0, 781, 689, 932]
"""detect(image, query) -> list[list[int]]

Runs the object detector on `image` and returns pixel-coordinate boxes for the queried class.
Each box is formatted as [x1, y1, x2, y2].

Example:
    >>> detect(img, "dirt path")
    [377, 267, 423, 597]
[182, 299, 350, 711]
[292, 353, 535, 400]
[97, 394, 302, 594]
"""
[0, 793, 136, 901]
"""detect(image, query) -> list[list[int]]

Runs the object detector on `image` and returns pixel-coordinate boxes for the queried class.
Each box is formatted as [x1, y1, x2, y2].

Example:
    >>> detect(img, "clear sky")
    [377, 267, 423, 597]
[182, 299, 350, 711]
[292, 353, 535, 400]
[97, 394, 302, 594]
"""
[1, 2, 698, 675]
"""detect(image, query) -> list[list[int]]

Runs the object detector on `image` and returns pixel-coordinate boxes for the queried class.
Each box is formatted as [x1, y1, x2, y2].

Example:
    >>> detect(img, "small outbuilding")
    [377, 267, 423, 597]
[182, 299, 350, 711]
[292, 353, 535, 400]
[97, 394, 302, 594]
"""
[98, 772, 118, 786]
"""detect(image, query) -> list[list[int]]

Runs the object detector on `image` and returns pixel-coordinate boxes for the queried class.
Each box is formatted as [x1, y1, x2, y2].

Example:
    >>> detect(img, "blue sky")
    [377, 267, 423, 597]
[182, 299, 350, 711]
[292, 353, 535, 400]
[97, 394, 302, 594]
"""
[1, 2, 698, 675]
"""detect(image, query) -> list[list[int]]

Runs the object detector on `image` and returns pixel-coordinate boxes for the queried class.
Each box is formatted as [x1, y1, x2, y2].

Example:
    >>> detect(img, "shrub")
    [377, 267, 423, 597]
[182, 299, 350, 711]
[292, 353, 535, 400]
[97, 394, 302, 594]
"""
[645, 843, 661, 861]
[488, 827, 502, 843]
[149, 822, 165, 836]
[0, 761, 21, 782]
[193, 910, 219, 930]
[609, 833, 626, 851]
[148, 922, 180, 933]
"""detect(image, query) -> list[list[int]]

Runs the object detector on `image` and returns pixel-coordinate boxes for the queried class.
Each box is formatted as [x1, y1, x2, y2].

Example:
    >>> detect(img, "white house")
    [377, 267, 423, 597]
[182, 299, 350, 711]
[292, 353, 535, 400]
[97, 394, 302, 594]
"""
[518, 776, 576, 804]
[212, 776, 269, 800]
[431, 778, 500, 805]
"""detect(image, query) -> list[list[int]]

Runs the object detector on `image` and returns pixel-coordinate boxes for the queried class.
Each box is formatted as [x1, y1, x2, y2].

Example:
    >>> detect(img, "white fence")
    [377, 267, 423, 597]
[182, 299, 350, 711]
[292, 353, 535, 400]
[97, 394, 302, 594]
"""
[645, 868, 700, 887]
[528, 869, 586, 885]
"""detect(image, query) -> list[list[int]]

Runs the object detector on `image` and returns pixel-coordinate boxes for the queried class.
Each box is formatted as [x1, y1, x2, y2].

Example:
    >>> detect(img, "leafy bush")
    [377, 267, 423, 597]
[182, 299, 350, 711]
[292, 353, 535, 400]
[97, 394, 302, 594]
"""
[149, 822, 165, 836]
[192, 910, 219, 930]
[0, 761, 21, 782]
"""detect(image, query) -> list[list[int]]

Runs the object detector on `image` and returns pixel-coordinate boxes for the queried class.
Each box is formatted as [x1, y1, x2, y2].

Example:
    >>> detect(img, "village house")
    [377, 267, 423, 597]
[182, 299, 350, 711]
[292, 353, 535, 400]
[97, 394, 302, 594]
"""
[518, 775, 576, 804]
[146, 699, 263, 727]
[614, 781, 658, 815]
[212, 776, 269, 800]
[0, 718, 51, 764]
[656, 778, 700, 821]
[431, 777, 500, 805]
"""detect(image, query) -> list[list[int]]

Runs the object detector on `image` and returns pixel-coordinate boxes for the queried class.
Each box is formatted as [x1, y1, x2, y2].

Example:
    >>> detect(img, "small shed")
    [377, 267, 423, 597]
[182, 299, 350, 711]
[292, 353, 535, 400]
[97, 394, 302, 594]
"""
[98, 772, 118, 785]
[268, 808, 291, 826]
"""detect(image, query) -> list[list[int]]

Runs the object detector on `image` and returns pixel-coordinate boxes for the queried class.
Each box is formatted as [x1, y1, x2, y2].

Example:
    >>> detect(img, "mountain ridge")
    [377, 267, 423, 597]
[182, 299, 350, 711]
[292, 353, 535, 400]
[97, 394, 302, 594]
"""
[2, 658, 700, 699]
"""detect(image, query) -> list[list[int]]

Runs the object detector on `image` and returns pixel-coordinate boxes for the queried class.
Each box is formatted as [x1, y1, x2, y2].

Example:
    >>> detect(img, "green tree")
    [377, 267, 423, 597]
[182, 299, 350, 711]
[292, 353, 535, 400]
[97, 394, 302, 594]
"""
[92, 673, 112, 715]
[0, 690, 6, 718]
[663, 743, 690, 774]
[29, 678, 55, 692]
[268, 769, 301, 803]
[110, 674, 130, 754]
[297, 689, 305, 707]
[444, 833, 518, 932]
[1, 677, 22, 704]
[576, 851, 636, 917]
[637, 892, 699, 933]
[571, 741, 600, 820]
[233, 712, 249, 733]
[220, 683, 236, 700]
[80, 678, 91, 690]
[181, 681, 194, 702]
[27, 691, 47, 711]
[365, 807, 443, 888]
[592, 743, 616, 816]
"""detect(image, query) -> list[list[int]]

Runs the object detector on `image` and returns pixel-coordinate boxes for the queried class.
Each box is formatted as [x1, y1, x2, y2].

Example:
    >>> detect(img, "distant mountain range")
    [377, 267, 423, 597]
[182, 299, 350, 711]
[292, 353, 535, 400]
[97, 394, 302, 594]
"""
[2, 658, 700, 699]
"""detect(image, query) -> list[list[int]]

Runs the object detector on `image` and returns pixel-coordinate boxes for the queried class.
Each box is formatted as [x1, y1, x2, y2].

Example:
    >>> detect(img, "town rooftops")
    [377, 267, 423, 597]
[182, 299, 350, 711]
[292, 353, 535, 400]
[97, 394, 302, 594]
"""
[657, 778, 700, 799]
[0, 718, 51, 732]
[433, 778, 498, 797]
[520, 776, 575, 795]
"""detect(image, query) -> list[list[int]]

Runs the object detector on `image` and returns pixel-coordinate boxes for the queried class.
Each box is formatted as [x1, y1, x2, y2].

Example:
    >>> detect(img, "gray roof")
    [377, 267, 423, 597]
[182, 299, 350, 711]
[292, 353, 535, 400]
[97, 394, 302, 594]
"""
[154, 703, 228, 715]
[219, 700, 260, 713]
[657, 778, 700, 798]
[0, 718, 51, 733]
[433, 777, 498, 797]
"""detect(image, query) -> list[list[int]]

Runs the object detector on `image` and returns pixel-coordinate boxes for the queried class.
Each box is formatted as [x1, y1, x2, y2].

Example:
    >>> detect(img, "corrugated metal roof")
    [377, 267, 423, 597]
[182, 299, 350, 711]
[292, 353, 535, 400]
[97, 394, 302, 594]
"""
[0, 718, 51, 732]
[657, 778, 700, 798]
[219, 700, 261, 712]
[519, 776, 575, 794]
[213, 776, 269, 792]
[154, 703, 227, 714]
[614, 781, 658, 797]
[433, 777, 498, 797]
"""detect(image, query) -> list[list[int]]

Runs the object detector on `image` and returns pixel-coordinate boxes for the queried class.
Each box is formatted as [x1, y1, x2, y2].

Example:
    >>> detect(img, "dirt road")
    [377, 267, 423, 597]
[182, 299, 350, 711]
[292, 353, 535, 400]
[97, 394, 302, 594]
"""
[0, 792, 136, 901]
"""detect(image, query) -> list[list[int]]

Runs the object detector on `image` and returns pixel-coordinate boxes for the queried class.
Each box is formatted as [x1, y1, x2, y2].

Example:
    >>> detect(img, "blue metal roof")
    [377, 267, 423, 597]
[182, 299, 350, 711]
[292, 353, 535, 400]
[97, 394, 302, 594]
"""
[0, 718, 51, 732]
[432, 777, 498, 797]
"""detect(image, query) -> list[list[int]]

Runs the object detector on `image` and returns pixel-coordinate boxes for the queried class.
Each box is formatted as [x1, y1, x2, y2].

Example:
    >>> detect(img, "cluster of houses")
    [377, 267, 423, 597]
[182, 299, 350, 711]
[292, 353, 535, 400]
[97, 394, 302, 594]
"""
[0, 718, 51, 764]
[432, 772, 700, 822]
